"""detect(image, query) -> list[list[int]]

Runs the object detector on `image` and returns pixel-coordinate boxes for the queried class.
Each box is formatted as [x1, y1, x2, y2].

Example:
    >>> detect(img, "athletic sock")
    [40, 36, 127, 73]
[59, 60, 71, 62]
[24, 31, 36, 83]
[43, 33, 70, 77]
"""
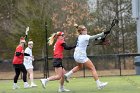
[59, 85, 64, 89]
[45, 78, 49, 82]
[96, 79, 101, 85]
[31, 82, 34, 85]
[13, 83, 17, 86]
[65, 70, 73, 77]
[24, 82, 28, 85]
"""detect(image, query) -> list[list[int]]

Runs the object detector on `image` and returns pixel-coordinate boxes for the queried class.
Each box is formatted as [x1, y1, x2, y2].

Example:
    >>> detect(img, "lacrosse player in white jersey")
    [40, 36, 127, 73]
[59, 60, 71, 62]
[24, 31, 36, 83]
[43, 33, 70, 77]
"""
[64, 24, 110, 89]
[24, 40, 37, 87]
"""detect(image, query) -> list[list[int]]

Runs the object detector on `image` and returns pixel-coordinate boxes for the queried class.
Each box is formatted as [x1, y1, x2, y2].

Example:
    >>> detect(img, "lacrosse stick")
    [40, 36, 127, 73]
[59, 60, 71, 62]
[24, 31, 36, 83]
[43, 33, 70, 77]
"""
[95, 19, 119, 45]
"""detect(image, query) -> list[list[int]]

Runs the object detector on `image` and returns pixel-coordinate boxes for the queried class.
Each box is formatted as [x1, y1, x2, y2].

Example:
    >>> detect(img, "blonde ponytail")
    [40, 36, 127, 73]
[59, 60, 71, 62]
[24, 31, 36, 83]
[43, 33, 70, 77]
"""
[74, 23, 79, 35]
[74, 23, 78, 29]
[48, 33, 57, 46]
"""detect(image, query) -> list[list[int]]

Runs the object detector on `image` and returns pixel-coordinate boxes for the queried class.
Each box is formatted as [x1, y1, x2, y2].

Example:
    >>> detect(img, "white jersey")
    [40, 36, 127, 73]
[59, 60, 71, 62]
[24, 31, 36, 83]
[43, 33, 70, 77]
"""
[74, 35, 91, 63]
[75, 35, 91, 51]
[74, 33, 104, 63]
[23, 47, 33, 69]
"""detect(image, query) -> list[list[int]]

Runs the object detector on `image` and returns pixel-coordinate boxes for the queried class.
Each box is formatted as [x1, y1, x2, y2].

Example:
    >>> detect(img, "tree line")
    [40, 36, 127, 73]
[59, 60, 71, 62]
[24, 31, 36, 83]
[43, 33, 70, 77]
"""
[0, 0, 136, 61]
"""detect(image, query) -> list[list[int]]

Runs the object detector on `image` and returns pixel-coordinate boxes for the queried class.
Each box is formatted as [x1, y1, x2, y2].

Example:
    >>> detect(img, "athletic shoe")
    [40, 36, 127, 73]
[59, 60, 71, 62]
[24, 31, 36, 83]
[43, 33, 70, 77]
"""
[40, 79, 48, 89]
[58, 88, 70, 92]
[30, 83, 37, 87]
[64, 75, 69, 83]
[97, 82, 108, 89]
[24, 82, 30, 88]
[13, 84, 20, 89]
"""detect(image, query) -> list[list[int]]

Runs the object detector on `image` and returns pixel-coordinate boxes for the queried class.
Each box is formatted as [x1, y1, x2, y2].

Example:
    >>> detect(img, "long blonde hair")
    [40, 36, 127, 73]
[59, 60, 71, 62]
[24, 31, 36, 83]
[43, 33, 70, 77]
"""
[48, 33, 57, 46]
[48, 31, 64, 46]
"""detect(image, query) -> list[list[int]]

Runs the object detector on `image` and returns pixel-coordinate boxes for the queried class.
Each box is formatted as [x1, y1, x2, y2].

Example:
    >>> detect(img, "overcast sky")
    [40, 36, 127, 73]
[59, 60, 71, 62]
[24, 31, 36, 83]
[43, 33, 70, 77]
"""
[88, 0, 97, 12]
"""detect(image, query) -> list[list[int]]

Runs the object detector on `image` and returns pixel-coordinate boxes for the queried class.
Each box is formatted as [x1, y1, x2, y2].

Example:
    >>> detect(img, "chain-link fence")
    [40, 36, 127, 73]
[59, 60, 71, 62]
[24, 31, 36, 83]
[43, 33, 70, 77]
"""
[0, 53, 139, 80]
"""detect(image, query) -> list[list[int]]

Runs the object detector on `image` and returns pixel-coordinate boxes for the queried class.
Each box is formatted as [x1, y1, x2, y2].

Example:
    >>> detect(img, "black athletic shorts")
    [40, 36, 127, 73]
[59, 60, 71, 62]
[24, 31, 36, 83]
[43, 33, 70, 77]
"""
[53, 58, 63, 68]
[13, 64, 26, 70]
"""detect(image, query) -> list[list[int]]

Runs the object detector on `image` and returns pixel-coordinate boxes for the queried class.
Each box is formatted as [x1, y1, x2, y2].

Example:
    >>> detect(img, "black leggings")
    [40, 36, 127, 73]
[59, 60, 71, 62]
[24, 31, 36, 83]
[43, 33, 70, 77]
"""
[13, 64, 27, 83]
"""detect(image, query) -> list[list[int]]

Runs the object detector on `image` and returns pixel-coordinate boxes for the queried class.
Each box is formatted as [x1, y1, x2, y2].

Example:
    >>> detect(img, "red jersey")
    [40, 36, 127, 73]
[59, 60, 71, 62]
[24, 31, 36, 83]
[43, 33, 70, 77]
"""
[12, 45, 24, 64]
[53, 39, 64, 59]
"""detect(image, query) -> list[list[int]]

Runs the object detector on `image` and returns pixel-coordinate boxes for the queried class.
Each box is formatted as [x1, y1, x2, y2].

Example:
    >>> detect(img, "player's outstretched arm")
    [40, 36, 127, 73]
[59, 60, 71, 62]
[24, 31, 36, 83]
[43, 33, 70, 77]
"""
[89, 32, 104, 41]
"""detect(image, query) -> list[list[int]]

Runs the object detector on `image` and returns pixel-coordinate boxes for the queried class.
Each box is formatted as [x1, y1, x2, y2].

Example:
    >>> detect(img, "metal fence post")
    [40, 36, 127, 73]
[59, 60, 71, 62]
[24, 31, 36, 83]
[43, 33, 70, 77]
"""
[119, 55, 122, 76]
[117, 54, 122, 76]
[44, 22, 49, 78]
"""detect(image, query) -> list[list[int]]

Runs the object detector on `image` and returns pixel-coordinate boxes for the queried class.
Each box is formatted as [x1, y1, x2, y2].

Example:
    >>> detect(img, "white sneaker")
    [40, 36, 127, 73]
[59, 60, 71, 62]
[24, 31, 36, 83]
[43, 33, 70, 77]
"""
[24, 82, 30, 88]
[64, 75, 69, 83]
[30, 83, 37, 87]
[40, 79, 48, 89]
[13, 84, 20, 89]
[58, 88, 70, 92]
[97, 82, 108, 89]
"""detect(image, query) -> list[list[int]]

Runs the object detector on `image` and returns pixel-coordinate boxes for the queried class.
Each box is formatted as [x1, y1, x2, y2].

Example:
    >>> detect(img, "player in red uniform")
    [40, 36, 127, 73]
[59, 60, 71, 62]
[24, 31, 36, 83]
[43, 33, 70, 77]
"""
[12, 27, 30, 89]
[40, 31, 75, 92]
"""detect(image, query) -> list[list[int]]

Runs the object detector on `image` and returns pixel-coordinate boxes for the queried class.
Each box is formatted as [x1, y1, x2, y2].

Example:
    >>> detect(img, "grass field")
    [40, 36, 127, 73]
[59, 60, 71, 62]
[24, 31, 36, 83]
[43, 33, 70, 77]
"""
[0, 76, 140, 93]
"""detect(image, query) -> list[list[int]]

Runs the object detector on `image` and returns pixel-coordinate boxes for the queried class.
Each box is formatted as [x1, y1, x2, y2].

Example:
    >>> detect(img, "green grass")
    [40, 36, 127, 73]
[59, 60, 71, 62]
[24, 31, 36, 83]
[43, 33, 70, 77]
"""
[0, 76, 140, 93]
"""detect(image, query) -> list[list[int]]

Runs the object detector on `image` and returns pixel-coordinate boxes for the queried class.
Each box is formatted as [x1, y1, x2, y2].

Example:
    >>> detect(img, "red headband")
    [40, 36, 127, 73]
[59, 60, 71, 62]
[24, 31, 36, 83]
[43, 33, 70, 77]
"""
[20, 37, 25, 43]
[57, 32, 64, 36]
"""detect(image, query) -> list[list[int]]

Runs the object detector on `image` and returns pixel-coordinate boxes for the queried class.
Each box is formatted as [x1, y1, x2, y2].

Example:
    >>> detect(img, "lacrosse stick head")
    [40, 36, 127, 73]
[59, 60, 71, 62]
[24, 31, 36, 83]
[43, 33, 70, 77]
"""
[102, 39, 110, 45]
[95, 38, 110, 45]
[25, 27, 29, 35]
[26, 27, 29, 31]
